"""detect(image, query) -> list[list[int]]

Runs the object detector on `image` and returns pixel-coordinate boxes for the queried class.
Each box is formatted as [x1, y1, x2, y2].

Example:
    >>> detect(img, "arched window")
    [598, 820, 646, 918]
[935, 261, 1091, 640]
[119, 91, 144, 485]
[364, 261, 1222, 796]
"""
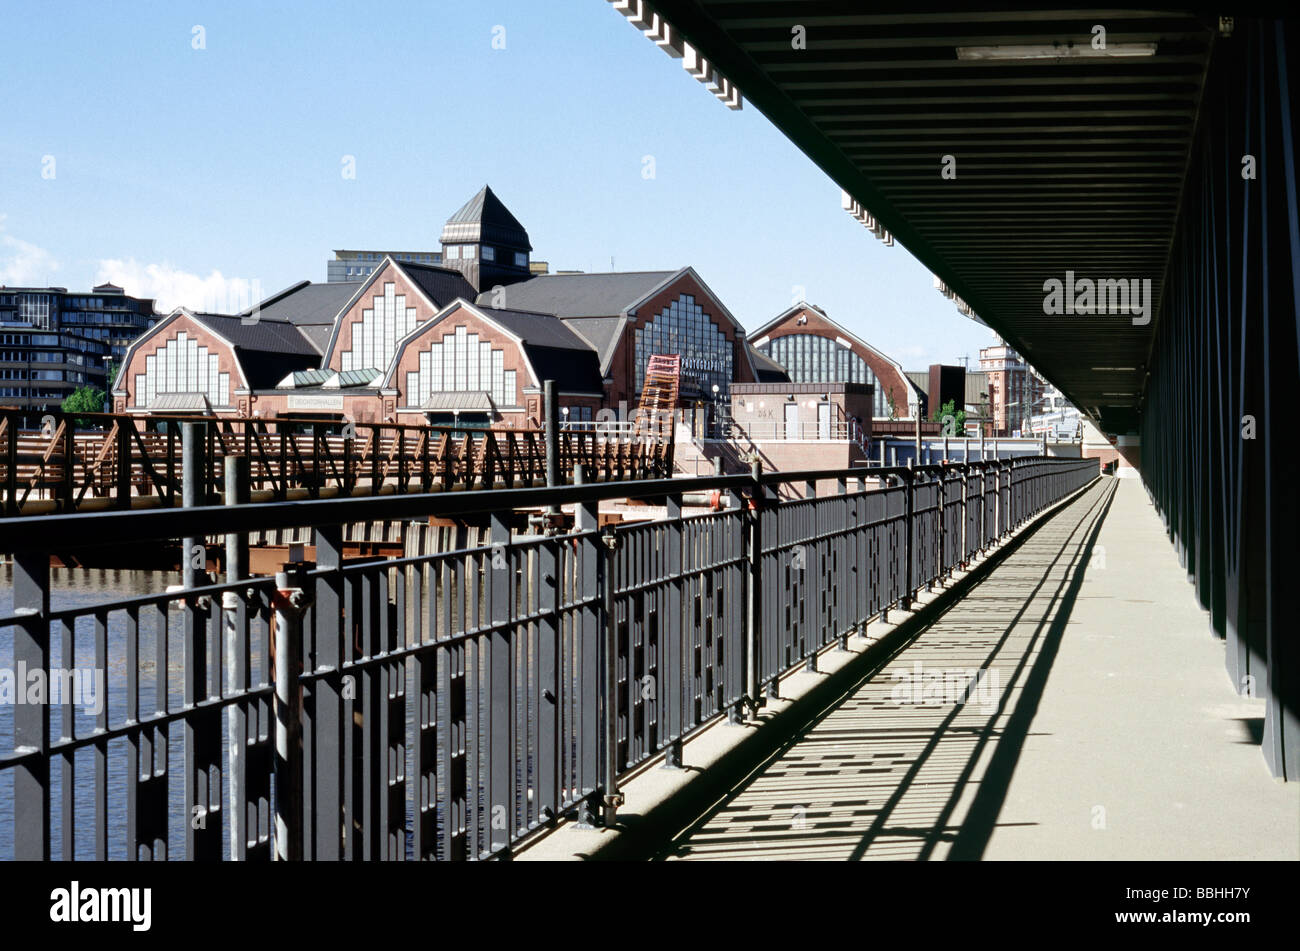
[759, 333, 888, 417]
[634, 294, 734, 398]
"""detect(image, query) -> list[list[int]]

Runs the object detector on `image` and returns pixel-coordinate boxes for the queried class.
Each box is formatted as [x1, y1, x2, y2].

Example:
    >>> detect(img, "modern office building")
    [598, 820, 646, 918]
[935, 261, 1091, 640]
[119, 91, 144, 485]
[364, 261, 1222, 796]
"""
[0, 282, 156, 416]
[328, 249, 443, 282]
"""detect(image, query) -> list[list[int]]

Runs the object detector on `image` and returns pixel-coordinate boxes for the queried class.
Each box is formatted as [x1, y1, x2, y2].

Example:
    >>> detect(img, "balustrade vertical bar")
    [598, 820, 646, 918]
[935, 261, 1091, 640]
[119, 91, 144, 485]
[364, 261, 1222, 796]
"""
[11, 550, 50, 859]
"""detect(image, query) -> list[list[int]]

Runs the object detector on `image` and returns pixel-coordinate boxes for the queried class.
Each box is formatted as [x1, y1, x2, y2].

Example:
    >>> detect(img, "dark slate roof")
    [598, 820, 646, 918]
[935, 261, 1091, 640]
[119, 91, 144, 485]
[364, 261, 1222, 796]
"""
[396, 262, 479, 309]
[245, 281, 362, 355]
[478, 306, 594, 351]
[560, 317, 625, 376]
[478, 271, 676, 319]
[749, 345, 791, 383]
[189, 312, 321, 389]
[440, 185, 532, 251]
[296, 323, 334, 355]
[251, 281, 360, 326]
[475, 306, 604, 395]
[523, 345, 604, 395]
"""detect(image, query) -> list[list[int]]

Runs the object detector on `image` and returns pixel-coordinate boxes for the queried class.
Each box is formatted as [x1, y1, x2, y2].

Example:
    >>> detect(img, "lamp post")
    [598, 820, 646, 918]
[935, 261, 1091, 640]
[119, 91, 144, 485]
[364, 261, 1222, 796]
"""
[710, 383, 720, 439]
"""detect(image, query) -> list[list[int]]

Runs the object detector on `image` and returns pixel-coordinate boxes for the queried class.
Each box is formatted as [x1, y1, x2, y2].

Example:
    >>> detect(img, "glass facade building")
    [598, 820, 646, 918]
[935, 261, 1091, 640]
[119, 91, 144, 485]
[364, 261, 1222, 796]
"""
[634, 293, 735, 399]
[0, 284, 155, 415]
[759, 333, 888, 417]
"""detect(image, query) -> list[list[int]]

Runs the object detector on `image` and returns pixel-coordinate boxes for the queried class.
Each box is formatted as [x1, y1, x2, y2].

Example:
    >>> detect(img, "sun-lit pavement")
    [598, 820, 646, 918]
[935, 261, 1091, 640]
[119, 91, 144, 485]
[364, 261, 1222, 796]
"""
[661, 477, 1298, 861]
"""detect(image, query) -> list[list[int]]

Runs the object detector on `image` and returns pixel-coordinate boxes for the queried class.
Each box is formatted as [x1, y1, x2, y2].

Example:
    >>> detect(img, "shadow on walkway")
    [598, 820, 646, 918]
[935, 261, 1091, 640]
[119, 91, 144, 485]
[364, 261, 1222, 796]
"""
[658, 479, 1117, 861]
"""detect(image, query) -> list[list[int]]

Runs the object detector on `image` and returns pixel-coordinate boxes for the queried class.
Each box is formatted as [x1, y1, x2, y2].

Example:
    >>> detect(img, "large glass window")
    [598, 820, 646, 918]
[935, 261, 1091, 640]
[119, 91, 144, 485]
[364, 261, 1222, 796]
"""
[342, 282, 418, 373]
[633, 293, 734, 399]
[759, 333, 888, 417]
[405, 325, 516, 407]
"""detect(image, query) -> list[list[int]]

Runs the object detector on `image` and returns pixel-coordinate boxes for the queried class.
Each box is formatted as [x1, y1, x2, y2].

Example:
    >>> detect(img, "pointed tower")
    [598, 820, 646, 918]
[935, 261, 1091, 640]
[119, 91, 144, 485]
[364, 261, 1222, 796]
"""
[439, 185, 534, 294]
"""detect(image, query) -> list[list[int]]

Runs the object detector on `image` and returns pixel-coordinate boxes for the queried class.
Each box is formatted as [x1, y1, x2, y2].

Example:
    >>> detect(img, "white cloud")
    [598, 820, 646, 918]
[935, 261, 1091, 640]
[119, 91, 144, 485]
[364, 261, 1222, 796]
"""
[95, 258, 263, 315]
[0, 215, 60, 286]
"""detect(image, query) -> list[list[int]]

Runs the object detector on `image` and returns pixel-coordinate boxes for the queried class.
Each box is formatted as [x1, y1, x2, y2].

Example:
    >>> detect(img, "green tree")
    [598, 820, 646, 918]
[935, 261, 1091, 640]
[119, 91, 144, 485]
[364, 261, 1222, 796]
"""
[930, 398, 967, 436]
[62, 385, 106, 428]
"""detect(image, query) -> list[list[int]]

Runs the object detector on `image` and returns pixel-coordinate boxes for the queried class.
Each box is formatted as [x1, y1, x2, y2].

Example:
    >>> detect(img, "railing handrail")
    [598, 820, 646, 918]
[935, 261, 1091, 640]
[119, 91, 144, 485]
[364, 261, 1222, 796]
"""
[0, 456, 1096, 553]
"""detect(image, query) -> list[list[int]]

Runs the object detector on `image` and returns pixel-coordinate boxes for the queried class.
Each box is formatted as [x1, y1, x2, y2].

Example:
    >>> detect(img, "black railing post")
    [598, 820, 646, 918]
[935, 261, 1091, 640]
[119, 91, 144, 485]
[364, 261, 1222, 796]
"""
[4, 416, 17, 517]
[746, 459, 766, 711]
[838, 474, 852, 650]
[804, 477, 817, 673]
[599, 525, 623, 826]
[273, 562, 309, 861]
[115, 421, 132, 509]
[310, 523, 344, 859]
[487, 510, 514, 855]
[224, 454, 251, 859]
[60, 418, 74, 513]
[574, 487, 602, 828]
[902, 464, 915, 610]
[11, 549, 50, 858]
[663, 487, 684, 769]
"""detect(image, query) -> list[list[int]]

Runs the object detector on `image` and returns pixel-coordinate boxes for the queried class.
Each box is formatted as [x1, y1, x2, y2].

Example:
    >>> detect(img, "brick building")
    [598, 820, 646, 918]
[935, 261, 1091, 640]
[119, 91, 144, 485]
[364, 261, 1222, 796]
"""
[748, 302, 921, 420]
[113, 187, 768, 428]
[979, 340, 1046, 436]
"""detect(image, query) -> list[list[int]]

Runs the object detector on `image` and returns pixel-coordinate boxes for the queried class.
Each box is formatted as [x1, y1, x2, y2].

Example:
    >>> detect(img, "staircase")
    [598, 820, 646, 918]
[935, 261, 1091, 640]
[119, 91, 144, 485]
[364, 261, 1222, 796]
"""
[633, 354, 681, 448]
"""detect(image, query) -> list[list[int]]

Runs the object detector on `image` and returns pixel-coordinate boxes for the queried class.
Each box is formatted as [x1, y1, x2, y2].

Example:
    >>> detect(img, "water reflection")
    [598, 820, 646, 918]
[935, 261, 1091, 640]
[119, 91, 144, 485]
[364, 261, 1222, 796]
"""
[0, 566, 264, 860]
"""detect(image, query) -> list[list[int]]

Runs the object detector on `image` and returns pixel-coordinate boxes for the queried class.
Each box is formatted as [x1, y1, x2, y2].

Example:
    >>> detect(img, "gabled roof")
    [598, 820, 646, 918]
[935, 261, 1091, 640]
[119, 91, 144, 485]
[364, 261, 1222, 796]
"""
[440, 185, 532, 251]
[749, 300, 923, 406]
[387, 299, 604, 398]
[748, 345, 790, 383]
[318, 257, 481, 371]
[398, 261, 479, 308]
[747, 301, 831, 341]
[479, 306, 595, 351]
[482, 271, 677, 318]
[559, 316, 626, 376]
[114, 306, 318, 395]
[470, 305, 605, 395]
[247, 280, 362, 325]
[188, 312, 321, 389]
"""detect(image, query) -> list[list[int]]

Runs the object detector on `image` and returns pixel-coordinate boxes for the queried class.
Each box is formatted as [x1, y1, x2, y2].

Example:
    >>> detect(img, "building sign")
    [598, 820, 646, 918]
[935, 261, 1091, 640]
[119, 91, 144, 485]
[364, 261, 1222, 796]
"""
[681, 356, 725, 373]
[288, 393, 345, 411]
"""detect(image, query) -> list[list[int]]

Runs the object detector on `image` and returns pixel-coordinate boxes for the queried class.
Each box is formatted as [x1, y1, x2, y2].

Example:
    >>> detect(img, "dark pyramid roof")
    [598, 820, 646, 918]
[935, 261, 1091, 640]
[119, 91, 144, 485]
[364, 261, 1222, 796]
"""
[440, 185, 532, 251]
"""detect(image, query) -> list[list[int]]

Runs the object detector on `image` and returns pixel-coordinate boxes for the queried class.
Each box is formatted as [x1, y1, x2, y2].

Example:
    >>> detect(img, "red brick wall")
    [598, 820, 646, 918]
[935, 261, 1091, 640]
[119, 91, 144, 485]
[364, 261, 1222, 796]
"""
[604, 272, 756, 408]
[386, 302, 534, 424]
[326, 262, 444, 372]
[755, 306, 912, 415]
[116, 312, 244, 412]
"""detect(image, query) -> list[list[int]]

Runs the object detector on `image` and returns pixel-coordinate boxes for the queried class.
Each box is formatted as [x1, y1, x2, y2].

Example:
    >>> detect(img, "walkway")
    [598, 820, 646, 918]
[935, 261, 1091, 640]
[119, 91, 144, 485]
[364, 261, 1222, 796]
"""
[660, 477, 1298, 860]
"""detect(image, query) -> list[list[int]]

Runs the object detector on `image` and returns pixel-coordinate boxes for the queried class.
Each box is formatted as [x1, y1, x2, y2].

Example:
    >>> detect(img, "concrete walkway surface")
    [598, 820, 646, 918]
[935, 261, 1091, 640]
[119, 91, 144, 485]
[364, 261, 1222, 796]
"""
[661, 477, 1298, 861]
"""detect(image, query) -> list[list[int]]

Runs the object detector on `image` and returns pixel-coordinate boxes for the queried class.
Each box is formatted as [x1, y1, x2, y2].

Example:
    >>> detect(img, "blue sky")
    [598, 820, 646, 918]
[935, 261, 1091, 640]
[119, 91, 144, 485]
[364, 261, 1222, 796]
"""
[0, 0, 997, 370]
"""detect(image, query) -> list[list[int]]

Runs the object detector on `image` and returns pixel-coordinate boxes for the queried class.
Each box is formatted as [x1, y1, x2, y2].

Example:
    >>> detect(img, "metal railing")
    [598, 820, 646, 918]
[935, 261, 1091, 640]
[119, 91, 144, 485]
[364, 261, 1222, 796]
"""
[0, 408, 675, 516]
[0, 455, 1098, 860]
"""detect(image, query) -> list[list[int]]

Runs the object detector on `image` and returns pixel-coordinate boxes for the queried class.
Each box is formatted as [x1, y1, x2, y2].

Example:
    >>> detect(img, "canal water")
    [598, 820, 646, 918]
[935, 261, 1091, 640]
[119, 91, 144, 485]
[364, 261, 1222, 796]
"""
[0, 566, 205, 860]
[0, 565, 494, 860]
